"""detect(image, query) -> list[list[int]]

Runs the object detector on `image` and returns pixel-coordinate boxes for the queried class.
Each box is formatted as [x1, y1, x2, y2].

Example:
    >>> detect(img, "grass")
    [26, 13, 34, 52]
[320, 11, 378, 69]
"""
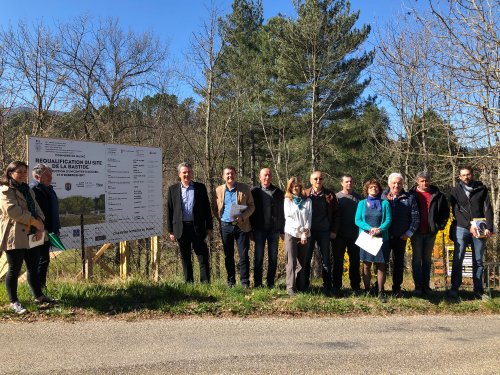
[0, 277, 498, 321]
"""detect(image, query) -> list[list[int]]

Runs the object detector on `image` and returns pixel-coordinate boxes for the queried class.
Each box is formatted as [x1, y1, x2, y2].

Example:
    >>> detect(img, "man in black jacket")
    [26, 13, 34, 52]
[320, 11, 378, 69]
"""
[409, 172, 449, 296]
[167, 162, 213, 283]
[449, 165, 493, 300]
[250, 168, 285, 288]
[31, 163, 61, 289]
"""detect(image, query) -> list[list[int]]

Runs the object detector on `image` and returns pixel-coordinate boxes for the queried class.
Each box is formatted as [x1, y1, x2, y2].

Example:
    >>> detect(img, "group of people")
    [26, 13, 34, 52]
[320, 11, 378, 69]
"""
[1, 159, 491, 314]
[167, 163, 494, 302]
[0, 161, 60, 314]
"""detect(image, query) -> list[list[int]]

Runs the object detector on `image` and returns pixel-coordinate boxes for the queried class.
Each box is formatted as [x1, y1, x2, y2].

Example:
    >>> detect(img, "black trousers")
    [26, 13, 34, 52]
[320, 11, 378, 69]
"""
[332, 235, 361, 290]
[37, 242, 51, 288]
[5, 247, 43, 303]
[177, 223, 210, 283]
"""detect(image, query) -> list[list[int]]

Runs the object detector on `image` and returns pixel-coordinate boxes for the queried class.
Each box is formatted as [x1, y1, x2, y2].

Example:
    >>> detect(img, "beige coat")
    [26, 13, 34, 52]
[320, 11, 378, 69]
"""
[0, 185, 45, 250]
[214, 182, 255, 232]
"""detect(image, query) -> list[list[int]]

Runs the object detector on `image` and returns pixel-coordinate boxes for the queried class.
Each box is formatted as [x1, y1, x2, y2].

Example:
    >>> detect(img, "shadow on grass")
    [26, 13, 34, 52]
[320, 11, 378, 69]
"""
[58, 281, 219, 314]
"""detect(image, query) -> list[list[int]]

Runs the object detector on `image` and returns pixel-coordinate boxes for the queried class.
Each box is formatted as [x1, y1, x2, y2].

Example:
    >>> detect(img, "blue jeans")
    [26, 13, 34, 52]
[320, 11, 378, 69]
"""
[410, 232, 436, 290]
[304, 230, 332, 290]
[253, 229, 279, 287]
[220, 222, 250, 286]
[451, 226, 486, 293]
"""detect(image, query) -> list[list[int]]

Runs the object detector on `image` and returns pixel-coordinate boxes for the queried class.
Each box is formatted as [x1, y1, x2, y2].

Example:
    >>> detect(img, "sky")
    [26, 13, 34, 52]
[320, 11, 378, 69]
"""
[1, 0, 424, 101]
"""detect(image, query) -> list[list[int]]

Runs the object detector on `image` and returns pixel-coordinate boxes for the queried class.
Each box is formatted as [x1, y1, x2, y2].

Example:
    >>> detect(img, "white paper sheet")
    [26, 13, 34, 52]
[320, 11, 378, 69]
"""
[229, 204, 248, 221]
[355, 230, 383, 256]
[29, 232, 45, 248]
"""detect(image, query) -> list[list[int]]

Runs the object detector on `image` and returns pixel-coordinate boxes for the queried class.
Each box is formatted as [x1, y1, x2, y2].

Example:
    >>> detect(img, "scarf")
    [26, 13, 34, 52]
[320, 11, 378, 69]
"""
[11, 180, 38, 233]
[459, 181, 474, 198]
[366, 194, 382, 211]
[292, 195, 303, 209]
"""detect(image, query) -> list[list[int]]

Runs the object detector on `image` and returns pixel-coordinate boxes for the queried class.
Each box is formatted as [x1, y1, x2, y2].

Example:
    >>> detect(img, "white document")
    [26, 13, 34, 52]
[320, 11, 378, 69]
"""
[29, 232, 45, 248]
[355, 231, 383, 256]
[229, 204, 248, 221]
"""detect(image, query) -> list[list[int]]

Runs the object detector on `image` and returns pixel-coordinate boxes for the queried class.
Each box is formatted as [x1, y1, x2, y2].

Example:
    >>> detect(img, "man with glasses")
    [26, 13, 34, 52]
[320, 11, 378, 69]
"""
[449, 165, 493, 300]
[304, 171, 338, 295]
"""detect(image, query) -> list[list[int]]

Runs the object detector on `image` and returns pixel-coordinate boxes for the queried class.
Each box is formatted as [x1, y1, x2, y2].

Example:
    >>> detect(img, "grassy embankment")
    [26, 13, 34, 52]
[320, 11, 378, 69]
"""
[0, 277, 498, 321]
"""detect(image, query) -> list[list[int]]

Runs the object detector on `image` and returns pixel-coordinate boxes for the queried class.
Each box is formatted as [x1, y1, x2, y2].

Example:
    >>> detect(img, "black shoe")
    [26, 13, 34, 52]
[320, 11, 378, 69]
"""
[447, 289, 459, 301]
[413, 288, 423, 297]
[323, 288, 334, 297]
[352, 288, 363, 296]
[392, 288, 402, 298]
[378, 291, 387, 303]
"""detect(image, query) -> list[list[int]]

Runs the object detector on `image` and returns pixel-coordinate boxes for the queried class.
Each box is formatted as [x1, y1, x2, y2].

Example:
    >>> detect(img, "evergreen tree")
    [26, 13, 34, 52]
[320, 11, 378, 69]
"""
[274, 0, 374, 172]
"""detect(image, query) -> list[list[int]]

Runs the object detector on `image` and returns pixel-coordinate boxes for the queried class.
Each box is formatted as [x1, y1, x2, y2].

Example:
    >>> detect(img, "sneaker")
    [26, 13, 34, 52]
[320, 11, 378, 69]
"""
[34, 295, 56, 304]
[287, 289, 296, 297]
[474, 292, 490, 302]
[10, 301, 27, 315]
[378, 291, 387, 303]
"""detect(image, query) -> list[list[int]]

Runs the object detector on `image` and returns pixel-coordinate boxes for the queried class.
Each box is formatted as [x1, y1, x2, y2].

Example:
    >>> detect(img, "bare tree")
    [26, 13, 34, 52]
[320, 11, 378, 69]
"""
[2, 21, 66, 136]
[57, 16, 105, 140]
[418, 0, 499, 249]
[93, 18, 167, 142]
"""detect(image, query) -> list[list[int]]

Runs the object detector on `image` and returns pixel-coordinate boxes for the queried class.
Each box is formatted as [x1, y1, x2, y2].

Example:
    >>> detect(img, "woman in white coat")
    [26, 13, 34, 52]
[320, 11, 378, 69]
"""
[283, 177, 312, 296]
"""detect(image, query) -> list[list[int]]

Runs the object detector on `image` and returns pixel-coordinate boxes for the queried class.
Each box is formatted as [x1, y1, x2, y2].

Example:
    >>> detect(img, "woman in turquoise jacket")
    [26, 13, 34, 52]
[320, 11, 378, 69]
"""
[355, 179, 391, 302]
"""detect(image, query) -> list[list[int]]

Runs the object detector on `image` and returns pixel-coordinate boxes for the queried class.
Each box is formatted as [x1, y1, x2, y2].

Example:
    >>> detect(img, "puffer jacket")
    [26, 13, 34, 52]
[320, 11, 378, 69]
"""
[0, 184, 45, 250]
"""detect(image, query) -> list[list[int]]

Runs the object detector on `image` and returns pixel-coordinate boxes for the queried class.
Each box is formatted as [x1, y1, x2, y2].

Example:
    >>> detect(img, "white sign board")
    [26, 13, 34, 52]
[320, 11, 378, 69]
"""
[28, 137, 163, 249]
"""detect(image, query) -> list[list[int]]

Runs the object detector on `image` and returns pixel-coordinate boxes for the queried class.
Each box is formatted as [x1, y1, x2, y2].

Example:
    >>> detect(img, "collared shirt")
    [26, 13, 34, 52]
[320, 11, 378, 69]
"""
[180, 181, 194, 221]
[221, 183, 237, 222]
[386, 190, 420, 237]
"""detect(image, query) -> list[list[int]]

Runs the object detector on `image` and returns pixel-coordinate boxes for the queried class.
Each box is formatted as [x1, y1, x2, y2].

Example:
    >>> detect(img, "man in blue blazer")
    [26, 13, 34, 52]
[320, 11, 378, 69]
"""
[167, 162, 213, 282]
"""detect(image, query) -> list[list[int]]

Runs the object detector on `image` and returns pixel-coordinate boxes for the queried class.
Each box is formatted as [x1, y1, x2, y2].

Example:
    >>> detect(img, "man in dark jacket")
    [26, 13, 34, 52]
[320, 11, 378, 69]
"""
[449, 165, 493, 300]
[250, 168, 285, 288]
[31, 163, 61, 289]
[409, 171, 449, 296]
[304, 171, 338, 294]
[382, 172, 420, 296]
[332, 174, 362, 293]
[167, 162, 213, 283]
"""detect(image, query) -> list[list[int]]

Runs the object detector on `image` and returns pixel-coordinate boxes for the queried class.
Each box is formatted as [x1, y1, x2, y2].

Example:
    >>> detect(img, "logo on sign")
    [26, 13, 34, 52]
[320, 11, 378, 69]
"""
[65, 182, 72, 191]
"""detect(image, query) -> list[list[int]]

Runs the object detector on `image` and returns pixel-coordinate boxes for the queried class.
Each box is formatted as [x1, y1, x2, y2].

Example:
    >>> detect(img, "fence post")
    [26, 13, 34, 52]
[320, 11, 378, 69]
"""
[151, 236, 159, 282]
[80, 214, 85, 278]
[85, 247, 93, 280]
[119, 241, 129, 279]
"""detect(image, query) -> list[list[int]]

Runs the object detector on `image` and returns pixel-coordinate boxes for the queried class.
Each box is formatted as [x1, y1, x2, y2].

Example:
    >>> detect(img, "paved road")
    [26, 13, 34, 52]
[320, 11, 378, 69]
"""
[1, 315, 499, 374]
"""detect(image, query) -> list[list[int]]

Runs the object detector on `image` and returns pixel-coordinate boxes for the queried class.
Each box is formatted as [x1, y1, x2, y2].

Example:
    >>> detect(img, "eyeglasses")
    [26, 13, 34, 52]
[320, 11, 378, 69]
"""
[313, 177, 323, 181]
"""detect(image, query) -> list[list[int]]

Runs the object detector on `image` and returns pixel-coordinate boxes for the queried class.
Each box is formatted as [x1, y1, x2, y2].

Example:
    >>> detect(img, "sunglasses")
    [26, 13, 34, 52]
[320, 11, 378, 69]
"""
[313, 177, 323, 181]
